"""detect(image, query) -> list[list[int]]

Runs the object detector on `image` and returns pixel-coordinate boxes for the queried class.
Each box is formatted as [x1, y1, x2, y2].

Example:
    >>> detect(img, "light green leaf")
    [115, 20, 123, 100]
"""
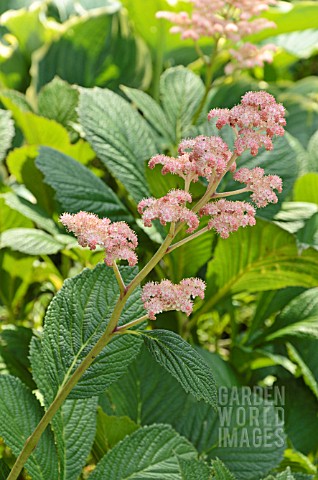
[142, 329, 217, 408]
[0, 195, 33, 233]
[266, 29, 318, 59]
[0, 375, 58, 480]
[293, 173, 318, 205]
[307, 129, 318, 172]
[88, 424, 198, 480]
[273, 202, 318, 235]
[39, 264, 144, 399]
[93, 408, 139, 461]
[159, 67, 205, 143]
[178, 457, 212, 480]
[0, 228, 64, 255]
[38, 76, 79, 135]
[0, 250, 34, 310]
[212, 458, 236, 480]
[30, 338, 97, 480]
[0, 109, 14, 163]
[286, 343, 318, 400]
[3, 192, 58, 235]
[36, 147, 131, 221]
[200, 220, 318, 316]
[265, 288, 318, 341]
[79, 87, 157, 202]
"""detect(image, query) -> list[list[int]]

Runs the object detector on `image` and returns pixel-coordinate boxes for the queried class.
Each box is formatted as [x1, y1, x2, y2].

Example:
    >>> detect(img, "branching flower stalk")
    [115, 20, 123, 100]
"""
[157, 0, 278, 121]
[8, 91, 285, 480]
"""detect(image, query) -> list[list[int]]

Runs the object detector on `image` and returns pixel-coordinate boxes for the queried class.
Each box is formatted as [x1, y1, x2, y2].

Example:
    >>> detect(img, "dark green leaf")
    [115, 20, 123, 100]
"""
[79, 87, 157, 202]
[0, 376, 58, 480]
[88, 424, 198, 480]
[142, 329, 217, 408]
[36, 146, 131, 221]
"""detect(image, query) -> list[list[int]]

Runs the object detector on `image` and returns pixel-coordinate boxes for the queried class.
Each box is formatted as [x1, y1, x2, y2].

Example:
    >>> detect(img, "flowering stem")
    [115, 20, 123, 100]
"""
[113, 315, 149, 333]
[112, 261, 126, 297]
[212, 187, 250, 198]
[167, 226, 209, 254]
[8, 225, 177, 480]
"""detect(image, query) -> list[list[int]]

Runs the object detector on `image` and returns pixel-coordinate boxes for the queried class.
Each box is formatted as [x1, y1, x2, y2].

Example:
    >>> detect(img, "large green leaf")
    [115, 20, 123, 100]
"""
[3, 192, 59, 235]
[159, 67, 205, 143]
[34, 9, 151, 91]
[175, 391, 285, 480]
[38, 264, 144, 399]
[286, 343, 318, 400]
[264, 288, 318, 341]
[0, 228, 64, 255]
[37, 76, 79, 137]
[79, 87, 157, 202]
[30, 338, 98, 480]
[142, 329, 217, 408]
[0, 108, 14, 162]
[0, 375, 58, 480]
[0, 195, 33, 233]
[266, 29, 318, 59]
[0, 460, 10, 480]
[88, 424, 198, 480]
[199, 220, 318, 316]
[36, 147, 131, 221]
[0, 250, 34, 311]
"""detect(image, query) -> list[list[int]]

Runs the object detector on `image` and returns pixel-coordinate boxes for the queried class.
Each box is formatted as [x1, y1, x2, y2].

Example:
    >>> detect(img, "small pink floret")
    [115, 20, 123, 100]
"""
[234, 167, 282, 207]
[142, 278, 206, 320]
[60, 211, 138, 266]
[138, 190, 199, 233]
[200, 199, 256, 238]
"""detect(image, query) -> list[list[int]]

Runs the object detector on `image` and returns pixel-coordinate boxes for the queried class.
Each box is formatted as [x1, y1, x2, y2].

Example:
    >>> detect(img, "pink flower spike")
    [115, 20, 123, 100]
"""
[199, 199, 256, 238]
[60, 211, 138, 266]
[138, 190, 199, 233]
[142, 278, 206, 320]
[234, 167, 282, 207]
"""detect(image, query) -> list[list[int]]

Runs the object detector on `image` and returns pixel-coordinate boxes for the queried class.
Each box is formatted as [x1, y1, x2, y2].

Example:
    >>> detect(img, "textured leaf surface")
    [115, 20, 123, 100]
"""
[88, 424, 198, 480]
[38, 264, 144, 399]
[160, 67, 205, 143]
[36, 147, 131, 221]
[38, 76, 79, 132]
[30, 338, 97, 480]
[142, 330, 217, 407]
[200, 220, 318, 316]
[79, 87, 156, 202]
[0, 109, 14, 163]
[178, 457, 211, 480]
[212, 458, 236, 480]
[0, 228, 64, 255]
[0, 376, 58, 480]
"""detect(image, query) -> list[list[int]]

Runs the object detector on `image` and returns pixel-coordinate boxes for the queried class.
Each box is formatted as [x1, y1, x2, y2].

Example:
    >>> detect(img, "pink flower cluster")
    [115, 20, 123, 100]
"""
[142, 278, 206, 320]
[234, 167, 282, 207]
[200, 200, 256, 238]
[138, 190, 199, 233]
[156, 0, 277, 71]
[208, 91, 286, 156]
[157, 0, 276, 42]
[225, 43, 277, 74]
[60, 212, 138, 266]
[149, 136, 233, 183]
